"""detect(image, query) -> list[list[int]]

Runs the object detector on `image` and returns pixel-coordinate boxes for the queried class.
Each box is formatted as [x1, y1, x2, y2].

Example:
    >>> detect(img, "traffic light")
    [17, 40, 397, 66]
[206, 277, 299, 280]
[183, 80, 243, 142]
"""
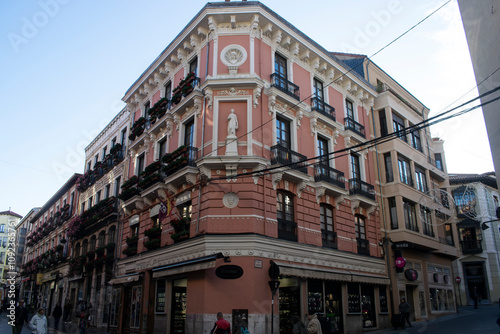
[394, 249, 406, 273]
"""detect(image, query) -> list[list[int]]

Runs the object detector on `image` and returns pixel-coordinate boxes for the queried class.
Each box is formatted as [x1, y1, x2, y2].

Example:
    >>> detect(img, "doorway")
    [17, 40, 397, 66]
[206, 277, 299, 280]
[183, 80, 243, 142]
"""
[464, 262, 489, 303]
[405, 286, 416, 321]
[170, 278, 187, 334]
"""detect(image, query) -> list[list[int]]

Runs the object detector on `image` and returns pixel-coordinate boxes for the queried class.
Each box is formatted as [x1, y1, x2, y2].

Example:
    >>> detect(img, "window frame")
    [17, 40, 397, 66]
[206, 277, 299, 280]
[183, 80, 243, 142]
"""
[276, 116, 291, 149]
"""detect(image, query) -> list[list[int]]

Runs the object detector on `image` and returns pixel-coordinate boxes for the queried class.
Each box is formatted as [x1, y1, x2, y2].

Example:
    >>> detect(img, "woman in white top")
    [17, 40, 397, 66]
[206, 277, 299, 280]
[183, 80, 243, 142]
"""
[30, 308, 48, 334]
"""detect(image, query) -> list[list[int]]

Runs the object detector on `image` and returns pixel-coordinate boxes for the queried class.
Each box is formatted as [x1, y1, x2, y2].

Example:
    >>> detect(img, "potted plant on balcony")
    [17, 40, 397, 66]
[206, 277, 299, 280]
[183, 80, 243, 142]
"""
[170, 217, 189, 233]
[122, 246, 137, 256]
[126, 235, 138, 246]
[182, 83, 194, 97]
[86, 250, 96, 261]
[171, 92, 182, 105]
[143, 238, 161, 250]
[95, 246, 105, 257]
[105, 242, 115, 253]
[171, 229, 189, 242]
[144, 226, 162, 239]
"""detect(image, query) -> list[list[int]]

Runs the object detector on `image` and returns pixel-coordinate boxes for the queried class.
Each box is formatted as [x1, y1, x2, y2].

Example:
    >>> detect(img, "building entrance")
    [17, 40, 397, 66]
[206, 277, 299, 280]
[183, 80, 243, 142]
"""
[279, 278, 300, 334]
[170, 278, 187, 334]
[464, 262, 488, 303]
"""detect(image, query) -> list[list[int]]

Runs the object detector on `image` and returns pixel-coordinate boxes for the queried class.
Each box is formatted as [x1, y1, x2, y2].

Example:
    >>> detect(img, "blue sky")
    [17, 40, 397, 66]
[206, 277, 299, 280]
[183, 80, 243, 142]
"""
[0, 0, 493, 217]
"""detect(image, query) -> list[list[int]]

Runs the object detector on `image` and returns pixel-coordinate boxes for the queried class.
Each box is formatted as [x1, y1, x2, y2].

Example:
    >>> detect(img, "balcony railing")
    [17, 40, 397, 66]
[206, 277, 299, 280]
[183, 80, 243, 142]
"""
[322, 230, 338, 249]
[277, 219, 297, 242]
[163, 146, 198, 176]
[270, 73, 300, 101]
[314, 164, 345, 189]
[460, 240, 483, 254]
[349, 179, 375, 200]
[357, 238, 370, 256]
[311, 97, 336, 122]
[271, 145, 308, 174]
[344, 116, 365, 138]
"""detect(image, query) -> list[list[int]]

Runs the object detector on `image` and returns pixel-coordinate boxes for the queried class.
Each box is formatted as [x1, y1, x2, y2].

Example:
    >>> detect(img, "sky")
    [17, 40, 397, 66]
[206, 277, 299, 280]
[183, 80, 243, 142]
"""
[0, 0, 494, 218]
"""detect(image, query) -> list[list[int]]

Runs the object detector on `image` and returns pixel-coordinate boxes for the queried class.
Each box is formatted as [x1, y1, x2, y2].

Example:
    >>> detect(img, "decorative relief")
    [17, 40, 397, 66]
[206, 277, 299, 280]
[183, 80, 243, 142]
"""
[221, 45, 247, 67]
[310, 117, 318, 136]
[173, 114, 181, 132]
[204, 87, 213, 110]
[253, 86, 262, 108]
[223, 192, 239, 209]
[217, 87, 248, 96]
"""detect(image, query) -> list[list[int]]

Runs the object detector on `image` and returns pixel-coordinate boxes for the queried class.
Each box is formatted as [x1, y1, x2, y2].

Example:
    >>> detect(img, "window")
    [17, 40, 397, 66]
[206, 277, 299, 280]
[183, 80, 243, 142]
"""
[90, 235, 96, 250]
[0, 225, 5, 233]
[317, 136, 329, 167]
[276, 116, 291, 149]
[445, 224, 454, 246]
[177, 201, 192, 220]
[351, 153, 361, 180]
[108, 226, 116, 244]
[184, 119, 194, 147]
[164, 82, 172, 100]
[421, 206, 434, 237]
[398, 157, 412, 186]
[388, 197, 398, 229]
[131, 225, 139, 238]
[189, 57, 198, 76]
[313, 78, 324, 100]
[105, 184, 110, 199]
[121, 128, 127, 146]
[87, 161, 91, 172]
[403, 199, 418, 232]
[98, 231, 105, 247]
[320, 204, 336, 249]
[453, 186, 477, 217]
[158, 138, 167, 161]
[94, 154, 99, 166]
[346, 99, 354, 119]
[156, 280, 166, 313]
[379, 110, 388, 136]
[355, 215, 366, 240]
[277, 191, 296, 241]
[88, 197, 93, 208]
[144, 101, 150, 118]
[410, 126, 422, 152]
[415, 167, 427, 192]
[435, 153, 443, 171]
[111, 137, 116, 148]
[82, 239, 88, 255]
[384, 153, 393, 182]
[96, 190, 101, 203]
[102, 146, 107, 159]
[392, 113, 406, 141]
[114, 177, 121, 198]
[136, 154, 145, 175]
[275, 53, 287, 79]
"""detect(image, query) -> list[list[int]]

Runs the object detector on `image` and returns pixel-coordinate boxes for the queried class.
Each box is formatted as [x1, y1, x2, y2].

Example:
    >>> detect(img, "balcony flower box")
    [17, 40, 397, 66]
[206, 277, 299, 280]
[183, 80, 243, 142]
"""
[105, 242, 115, 253]
[143, 161, 162, 176]
[85, 262, 94, 272]
[126, 235, 138, 246]
[121, 176, 139, 190]
[170, 218, 189, 233]
[182, 84, 194, 97]
[122, 246, 137, 257]
[118, 187, 139, 202]
[95, 246, 105, 257]
[86, 250, 96, 260]
[138, 173, 161, 190]
[171, 230, 189, 242]
[144, 238, 161, 250]
[93, 256, 106, 267]
[144, 226, 162, 239]
[110, 143, 122, 155]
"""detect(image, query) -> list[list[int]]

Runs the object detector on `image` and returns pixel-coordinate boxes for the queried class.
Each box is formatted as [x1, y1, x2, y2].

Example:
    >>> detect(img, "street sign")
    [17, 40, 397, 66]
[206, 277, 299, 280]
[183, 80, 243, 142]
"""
[455, 276, 461, 284]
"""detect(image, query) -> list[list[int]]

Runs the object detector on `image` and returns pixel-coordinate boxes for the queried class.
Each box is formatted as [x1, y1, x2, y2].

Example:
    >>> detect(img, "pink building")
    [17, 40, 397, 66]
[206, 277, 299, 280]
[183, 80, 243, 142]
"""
[114, 2, 387, 333]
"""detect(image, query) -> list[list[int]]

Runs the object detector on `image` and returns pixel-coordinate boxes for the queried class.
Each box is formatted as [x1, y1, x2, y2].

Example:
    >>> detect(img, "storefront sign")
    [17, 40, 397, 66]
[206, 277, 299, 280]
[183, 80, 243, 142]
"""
[455, 276, 461, 284]
[216, 265, 243, 279]
[395, 257, 406, 269]
[404, 269, 418, 281]
[393, 242, 414, 249]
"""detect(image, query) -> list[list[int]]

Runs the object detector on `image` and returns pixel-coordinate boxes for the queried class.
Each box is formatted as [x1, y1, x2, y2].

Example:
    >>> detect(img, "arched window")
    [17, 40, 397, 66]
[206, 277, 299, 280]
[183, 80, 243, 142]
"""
[98, 231, 105, 247]
[82, 239, 88, 255]
[90, 235, 96, 250]
[108, 226, 116, 244]
[74, 243, 81, 257]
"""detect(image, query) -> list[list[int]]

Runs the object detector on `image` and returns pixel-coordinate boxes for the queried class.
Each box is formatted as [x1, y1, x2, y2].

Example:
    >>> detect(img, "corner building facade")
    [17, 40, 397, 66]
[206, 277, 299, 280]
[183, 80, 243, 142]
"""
[114, 2, 389, 333]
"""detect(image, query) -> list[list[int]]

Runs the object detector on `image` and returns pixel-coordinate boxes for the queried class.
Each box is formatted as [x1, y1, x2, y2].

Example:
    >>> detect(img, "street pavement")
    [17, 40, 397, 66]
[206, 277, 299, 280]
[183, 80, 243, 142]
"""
[0, 305, 499, 333]
[0, 313, 102, 334]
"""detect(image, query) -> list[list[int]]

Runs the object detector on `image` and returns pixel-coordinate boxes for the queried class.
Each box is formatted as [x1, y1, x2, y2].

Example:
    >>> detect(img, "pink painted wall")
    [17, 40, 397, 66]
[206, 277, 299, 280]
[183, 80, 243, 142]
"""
[217, 36, 250, 75]
[254, 39, 272, 79]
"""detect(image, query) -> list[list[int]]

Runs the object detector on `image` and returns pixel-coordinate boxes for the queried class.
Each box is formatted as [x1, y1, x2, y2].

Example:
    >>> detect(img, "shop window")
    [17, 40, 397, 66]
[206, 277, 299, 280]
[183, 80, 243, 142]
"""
[109, 288, 120, 327]
[278, 278, 300, 334]
[171, 279, 187, 333]
[307, 279, 324, 315]
[379, 286, 388, 313]
[361, 285, 376, 328]
[156, 279, 166, 313]
[347, 283, 361, 313]
[325, 281, 343, 333]
[130, 286, 142, 328]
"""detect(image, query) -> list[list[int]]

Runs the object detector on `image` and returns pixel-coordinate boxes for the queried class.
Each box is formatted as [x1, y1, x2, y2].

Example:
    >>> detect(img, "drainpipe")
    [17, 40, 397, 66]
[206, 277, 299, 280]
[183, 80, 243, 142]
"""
[371, 106, 395, 315]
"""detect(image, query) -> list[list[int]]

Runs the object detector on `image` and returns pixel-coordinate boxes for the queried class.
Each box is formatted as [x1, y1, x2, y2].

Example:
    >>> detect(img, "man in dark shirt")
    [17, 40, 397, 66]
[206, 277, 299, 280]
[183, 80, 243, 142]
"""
[398, 298, 411, 327]
[13, 300, 29, 334]
[210, 312, 232, 334]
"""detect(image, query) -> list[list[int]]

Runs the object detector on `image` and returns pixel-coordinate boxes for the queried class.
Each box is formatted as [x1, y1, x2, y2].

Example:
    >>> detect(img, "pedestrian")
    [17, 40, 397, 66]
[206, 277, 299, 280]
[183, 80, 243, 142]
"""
[12, 300, 29, 334]
[63, 299, 72, 322]
[291, 315, 306, 334]
[473, 287, 480, 309]
[29, 308, 48, 334]
[306, 313, 323, 334]
[53, 302, 63, 329]
[399, 298, 411, 327]
[210, 312, 232, 334]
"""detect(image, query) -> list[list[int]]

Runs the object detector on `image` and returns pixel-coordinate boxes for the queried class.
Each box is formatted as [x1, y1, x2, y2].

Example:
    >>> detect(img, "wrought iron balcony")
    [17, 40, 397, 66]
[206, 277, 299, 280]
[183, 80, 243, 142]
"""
[314, 164, 345, 189]
[270, 73, 300, 101]
[322, 230, 338, 249]
[311, 97, 336, 122]
[278, 219, 297, 242]
[271, 144, 308, 174]
[460, 240, 483, 254]
[349, 179, 375, 200]
[357, 238, 370, 256]
[344, 116, 365, 138]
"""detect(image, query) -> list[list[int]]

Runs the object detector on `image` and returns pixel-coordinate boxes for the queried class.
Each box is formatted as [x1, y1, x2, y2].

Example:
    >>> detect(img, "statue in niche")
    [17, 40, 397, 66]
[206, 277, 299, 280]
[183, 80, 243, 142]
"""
[227, 109, 238, 137]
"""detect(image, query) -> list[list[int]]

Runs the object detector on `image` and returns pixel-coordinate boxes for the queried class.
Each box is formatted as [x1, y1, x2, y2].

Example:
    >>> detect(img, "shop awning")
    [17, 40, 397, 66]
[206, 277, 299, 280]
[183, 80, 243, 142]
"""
[273, 261, 390, 285]
[152, 253, 222, 278]
[108, 273, 141, 285]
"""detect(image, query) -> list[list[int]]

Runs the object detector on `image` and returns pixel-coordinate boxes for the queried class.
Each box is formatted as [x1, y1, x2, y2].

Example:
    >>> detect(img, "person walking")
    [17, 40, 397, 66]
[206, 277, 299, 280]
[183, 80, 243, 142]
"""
[53, 302, 63, 329]
[30, 308, 48, 334]
[63, 299, 72, 322]
[210, 312, 232, 334]
[399, 298, 412, 328]
[12, 300, 29, 334]
[291, 315, 306, 334]
[306, 313, 323, 334]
